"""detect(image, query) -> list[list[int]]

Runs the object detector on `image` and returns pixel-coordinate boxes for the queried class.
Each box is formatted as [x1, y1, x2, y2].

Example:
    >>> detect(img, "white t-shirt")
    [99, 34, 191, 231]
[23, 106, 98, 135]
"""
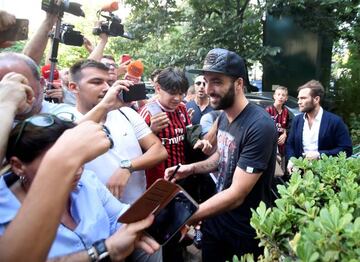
[302, 107, 323, 154]
[41, 100, 79, 116]
[84, 107, 152, 204]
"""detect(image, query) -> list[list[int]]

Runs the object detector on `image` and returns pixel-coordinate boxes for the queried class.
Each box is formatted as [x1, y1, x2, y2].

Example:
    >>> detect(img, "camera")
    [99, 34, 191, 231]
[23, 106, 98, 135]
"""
[93, 11, 124, 37]
[59, 24, 83, 46]
[41, 0, 84, 17]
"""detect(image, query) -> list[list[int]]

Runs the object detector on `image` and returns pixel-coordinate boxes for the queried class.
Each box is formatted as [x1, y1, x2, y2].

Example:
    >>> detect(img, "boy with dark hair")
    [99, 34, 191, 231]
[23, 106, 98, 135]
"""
[139, 67, 211, 262]
[139, 67, 210, 187]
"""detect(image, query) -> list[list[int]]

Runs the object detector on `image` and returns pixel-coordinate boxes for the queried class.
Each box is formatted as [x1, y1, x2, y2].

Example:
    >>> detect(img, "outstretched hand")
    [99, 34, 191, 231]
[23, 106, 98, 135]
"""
[106, 215, 160, 261]
[164, 164, 195, 182]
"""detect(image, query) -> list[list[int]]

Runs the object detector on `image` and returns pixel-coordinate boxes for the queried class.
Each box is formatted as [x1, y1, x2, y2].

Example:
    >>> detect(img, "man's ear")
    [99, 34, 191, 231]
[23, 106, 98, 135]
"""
[234, 77, 244, 92]
[39, 77, 46, 88]
[68, 82, 79, 93]
[154, 83, 161, 94]
[10, 156, 26, 176]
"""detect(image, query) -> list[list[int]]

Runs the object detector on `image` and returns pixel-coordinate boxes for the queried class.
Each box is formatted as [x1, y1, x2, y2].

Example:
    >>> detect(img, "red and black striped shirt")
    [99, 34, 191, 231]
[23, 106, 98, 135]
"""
[139, 100, 191, 187]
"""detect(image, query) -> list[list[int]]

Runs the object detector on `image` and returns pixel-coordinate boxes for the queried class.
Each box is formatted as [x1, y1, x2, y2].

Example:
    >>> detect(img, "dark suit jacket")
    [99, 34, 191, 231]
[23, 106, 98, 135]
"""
[286, 110, 353, 160]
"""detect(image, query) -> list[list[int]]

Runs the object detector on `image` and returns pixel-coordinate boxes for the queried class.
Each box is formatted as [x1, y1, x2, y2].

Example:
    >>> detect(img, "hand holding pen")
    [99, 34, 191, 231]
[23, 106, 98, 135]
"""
[164, 163, 196, 182]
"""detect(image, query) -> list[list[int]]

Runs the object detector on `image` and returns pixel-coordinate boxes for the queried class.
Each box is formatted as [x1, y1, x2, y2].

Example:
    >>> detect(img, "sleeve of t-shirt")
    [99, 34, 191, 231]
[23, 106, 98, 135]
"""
[237, 118, 277, 173]
[138, 105, 151, 126]
[200, 112, 214, 136]
[120, 107, 151, 140]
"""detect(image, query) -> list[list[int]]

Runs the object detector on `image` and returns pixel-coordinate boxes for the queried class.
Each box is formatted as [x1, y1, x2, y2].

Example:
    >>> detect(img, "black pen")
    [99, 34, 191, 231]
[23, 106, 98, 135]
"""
[168, 164, 181, 181]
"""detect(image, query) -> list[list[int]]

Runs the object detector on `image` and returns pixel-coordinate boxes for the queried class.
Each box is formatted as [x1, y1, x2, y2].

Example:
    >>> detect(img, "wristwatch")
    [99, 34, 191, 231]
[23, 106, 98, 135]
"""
[120, 159, 133, 172]
[93, 239, 111, 262]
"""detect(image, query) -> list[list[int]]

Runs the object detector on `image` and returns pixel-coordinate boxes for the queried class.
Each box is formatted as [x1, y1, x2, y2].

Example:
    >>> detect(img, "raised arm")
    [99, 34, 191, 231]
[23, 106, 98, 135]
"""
[88, 33, 108, 61]
[0, 122, 111, 262]
[22, 12, 58, 65]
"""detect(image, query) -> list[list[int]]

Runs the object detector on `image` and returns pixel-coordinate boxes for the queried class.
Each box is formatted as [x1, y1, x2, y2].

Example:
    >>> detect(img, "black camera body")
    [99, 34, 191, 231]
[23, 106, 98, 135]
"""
[93, 12, 124, 37]
[41, 0, 84, 17]
[60, 24, 83, 46]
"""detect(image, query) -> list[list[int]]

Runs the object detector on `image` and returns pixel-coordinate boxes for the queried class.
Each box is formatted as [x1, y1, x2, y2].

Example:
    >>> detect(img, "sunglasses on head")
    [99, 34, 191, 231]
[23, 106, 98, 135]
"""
[195, 81, 206, 86]
[13, 113, 114, 150]
[13, 113, 75, 150]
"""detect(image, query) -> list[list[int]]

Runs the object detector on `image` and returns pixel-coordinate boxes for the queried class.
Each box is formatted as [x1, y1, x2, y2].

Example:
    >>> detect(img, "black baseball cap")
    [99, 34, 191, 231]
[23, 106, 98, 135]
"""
[188, 48, 255, 89]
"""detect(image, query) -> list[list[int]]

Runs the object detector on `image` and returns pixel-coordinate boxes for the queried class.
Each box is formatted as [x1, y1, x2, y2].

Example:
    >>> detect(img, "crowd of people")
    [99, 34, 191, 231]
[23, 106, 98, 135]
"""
[0, 5, 353, 262]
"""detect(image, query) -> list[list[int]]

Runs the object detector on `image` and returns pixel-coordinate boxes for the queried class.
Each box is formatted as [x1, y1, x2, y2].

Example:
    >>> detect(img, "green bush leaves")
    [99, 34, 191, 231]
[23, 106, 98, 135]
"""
[249, 153, 360, 261]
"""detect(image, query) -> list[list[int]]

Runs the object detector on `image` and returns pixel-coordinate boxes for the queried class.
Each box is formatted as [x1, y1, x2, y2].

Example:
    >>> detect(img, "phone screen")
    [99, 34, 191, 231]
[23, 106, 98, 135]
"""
[145, 191, 198, 245]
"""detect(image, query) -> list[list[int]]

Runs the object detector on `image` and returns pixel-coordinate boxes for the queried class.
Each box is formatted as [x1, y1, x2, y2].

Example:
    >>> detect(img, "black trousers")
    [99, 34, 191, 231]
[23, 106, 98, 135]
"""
[201, 222, 263, 262]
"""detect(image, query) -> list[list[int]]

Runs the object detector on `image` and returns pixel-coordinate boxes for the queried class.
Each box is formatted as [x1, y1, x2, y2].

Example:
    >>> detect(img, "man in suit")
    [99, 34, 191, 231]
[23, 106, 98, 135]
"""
[286, 80, 352, 173]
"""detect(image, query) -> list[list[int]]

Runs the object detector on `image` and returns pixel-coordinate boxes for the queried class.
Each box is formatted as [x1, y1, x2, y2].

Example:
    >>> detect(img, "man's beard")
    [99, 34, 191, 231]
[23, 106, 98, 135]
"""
[212, 82, 235, 110]
[301, 99, 316, 113]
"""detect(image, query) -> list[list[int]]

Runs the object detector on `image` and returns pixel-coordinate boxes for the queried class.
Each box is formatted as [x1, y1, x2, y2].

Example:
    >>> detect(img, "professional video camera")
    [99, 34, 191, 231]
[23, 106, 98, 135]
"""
[59, 24, 83, 46]
[41, 0, 84, 17]
[92, 2, 125, 37]
[93, 13, 124, 37]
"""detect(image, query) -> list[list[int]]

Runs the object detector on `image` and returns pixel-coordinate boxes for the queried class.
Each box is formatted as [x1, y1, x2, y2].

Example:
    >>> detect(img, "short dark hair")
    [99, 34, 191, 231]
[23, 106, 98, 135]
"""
[0, 52, 40, 81]
[297, 80, 324, 100]
[6, 114, 76, 163]
[157, 67, 189, 95]
[70, 59, 109, 83]
[150, 69, 162, 82]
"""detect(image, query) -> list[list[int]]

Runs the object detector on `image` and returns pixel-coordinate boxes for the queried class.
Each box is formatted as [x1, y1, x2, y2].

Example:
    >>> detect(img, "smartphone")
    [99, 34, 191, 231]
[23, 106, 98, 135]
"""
[118, 179, 199, 245]
[121, 54, 132, 64]
[0, 19, 29, 42]
[145, 190, 198, 245]
[118, 83, 147, 103]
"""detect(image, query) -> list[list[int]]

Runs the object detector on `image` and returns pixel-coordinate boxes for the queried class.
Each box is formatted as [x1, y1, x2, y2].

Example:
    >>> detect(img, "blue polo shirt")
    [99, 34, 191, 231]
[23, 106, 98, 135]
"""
[186, 100, 213, 125]
[0, 170, 129, 258]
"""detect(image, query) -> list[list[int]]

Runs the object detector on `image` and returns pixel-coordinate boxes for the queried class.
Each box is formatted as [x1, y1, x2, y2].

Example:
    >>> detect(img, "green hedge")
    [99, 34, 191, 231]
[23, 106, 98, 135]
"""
[244, 153, 360, 262]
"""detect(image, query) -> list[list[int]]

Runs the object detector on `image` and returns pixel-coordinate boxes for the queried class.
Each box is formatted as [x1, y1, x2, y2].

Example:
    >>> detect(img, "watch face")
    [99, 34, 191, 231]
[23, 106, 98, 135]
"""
[120, 160, 132, 169]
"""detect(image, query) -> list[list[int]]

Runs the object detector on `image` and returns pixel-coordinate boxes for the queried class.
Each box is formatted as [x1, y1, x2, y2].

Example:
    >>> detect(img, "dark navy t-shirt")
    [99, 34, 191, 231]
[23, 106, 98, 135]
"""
[206, 103, 277, 238]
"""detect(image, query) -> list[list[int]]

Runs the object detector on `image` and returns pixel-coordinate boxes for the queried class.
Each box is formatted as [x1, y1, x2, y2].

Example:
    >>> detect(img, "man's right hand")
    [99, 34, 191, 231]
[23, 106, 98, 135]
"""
[150, 112, 169, 134]
[98, 80, 132, 112]
[164, 164, 195, 182]
[106, 168, 131, 199]
[0, 72, 34, 114]
[0, 10, 16, 48]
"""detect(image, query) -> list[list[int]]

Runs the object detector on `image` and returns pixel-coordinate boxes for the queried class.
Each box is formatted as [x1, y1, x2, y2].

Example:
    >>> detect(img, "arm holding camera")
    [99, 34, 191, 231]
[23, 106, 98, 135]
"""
[22, 11, 58, 65]
[88, 32, 108, 61]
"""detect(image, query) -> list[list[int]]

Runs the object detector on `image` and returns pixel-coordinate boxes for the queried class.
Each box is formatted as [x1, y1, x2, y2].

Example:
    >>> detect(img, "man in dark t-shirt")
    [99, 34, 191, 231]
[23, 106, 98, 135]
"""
[165, 48, 277, 262]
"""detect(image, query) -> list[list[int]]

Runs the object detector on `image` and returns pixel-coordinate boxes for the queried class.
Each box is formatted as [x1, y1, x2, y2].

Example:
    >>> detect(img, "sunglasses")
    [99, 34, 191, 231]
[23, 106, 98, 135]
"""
[13, 113, 76, 150]
[195, 81, 206, 86]
[13, 113, 114, 150]
[103, 62, 118, 69]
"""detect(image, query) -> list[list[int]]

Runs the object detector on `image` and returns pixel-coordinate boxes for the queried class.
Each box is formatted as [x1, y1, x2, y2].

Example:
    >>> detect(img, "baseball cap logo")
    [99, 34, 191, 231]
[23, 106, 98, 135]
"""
[204, 53, 219, 69]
